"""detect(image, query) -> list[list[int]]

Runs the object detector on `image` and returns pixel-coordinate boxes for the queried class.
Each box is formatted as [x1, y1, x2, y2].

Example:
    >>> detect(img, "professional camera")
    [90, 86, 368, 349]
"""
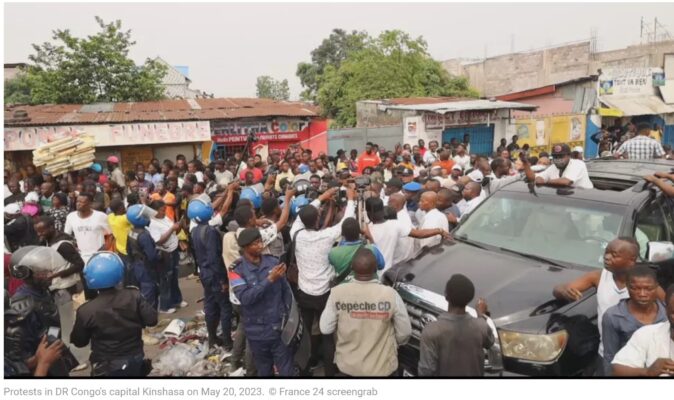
[246, 132, 258, 143]
[292, 179, 311, 195]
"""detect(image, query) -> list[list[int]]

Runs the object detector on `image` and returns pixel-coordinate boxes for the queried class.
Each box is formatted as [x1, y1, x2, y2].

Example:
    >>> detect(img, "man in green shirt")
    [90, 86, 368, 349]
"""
[328, 218, 385, 285]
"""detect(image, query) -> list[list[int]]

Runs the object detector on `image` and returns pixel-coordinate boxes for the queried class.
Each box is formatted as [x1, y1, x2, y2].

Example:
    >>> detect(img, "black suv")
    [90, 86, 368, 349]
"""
[390, 159, 674, 376]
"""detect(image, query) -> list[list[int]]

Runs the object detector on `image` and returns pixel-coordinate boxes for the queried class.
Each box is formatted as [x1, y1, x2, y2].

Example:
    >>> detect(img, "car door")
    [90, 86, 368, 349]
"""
[654, 194, 674, 288]
[634, 198, 669, 260]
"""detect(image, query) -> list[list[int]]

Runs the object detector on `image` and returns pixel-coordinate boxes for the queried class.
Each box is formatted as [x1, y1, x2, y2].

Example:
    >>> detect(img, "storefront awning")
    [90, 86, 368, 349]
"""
[599, 95, 674, 117]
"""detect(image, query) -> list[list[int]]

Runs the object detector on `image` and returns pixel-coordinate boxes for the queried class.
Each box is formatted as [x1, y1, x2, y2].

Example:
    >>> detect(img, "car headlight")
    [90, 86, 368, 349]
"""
[498, 330, 568, 364]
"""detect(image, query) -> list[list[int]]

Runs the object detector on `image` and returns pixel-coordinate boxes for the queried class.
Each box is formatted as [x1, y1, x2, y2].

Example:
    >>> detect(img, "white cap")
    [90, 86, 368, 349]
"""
[5, 203, 21, 214]
[468, 169, 484, 183]
[25, 192, 40, 204]
[451, 165, 463, 171]
[573, 146, 584, 153]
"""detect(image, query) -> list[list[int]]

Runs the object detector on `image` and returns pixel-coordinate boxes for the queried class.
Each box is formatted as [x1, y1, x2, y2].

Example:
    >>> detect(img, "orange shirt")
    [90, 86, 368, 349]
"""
[151, 192, 177, 221]
[357, 152, 381, 173]
[433, 159, 455, 173]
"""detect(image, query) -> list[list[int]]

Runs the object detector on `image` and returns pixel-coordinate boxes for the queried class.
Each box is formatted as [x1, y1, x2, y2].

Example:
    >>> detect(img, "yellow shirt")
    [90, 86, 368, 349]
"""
[108, 213, 132, 255]
[650, 130, 662, 143]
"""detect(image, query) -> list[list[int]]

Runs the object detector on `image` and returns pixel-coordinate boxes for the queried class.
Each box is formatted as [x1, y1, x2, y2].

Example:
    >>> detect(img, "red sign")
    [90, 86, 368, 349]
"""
[212, 131, 306, 144]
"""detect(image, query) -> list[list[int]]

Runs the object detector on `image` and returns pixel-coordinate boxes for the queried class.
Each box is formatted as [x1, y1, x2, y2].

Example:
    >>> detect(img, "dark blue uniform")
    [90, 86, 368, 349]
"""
[231, 254, 294, 376]
[191, 223, 232, 346]
[126, 229, 160, 309]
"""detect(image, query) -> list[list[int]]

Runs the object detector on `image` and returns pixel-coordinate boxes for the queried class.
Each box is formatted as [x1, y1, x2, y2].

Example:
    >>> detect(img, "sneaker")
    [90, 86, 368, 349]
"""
[196, 310, 205, 317]
[142, 334, 160, 346]
[159, 308, 176, 314]
[229, 367, 246, 377]
[71, 362, 89, 372]
[187, 273, 199, 280]
[179, 301, 188, 308]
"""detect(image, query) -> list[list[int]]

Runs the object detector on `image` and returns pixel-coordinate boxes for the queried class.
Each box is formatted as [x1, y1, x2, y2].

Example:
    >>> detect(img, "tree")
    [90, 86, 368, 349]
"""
[4, 73, 33, 105]
[296, 28, 368, 102]
[316, 30, 478, 127]
[19, 16, 167, 105]
[255, 76, 290, 100]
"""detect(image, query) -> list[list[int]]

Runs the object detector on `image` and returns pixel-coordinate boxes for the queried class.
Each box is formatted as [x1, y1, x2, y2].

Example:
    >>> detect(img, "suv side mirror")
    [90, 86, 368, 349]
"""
[647, 241, 674, 262]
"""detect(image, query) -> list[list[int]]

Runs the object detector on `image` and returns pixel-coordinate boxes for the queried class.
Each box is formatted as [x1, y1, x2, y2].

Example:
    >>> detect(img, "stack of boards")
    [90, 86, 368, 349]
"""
[32, 133, 96, 176]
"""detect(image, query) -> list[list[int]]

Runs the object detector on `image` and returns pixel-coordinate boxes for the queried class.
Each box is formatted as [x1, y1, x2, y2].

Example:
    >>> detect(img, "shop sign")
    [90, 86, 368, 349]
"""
[212, 132, 304, 144]
[210, 119, 309, 135]
[4, 121, 211, 151]
[599, 68, 664, 96]
[423, 110, 498, 129]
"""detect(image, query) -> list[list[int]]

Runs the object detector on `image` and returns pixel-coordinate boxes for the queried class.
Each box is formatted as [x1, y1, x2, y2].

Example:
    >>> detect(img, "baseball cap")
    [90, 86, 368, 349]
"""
[451, 165, 463, 171]
[551, 144, 571, 157]
[237, 227, 262, 247]
[467, 170, 484, 183]
[401, 168, 414, 176]
[25, 192, 40, 204]
[107, 155, 119, 164]
[4, 203, 21, 214]
[572, 146, 584, 154]
[385, 177, 404, 189]
[403, 182, 422, 192]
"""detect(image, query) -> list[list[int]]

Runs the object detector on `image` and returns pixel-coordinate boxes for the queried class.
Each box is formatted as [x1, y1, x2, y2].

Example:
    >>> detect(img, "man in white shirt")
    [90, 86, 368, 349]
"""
[214, 160, 234, 187]
[417, 191, 450, 249]
[289, 187, 356, 376]
[366, 197, 449, 273]
[387, 193, 416, 265]
[535, 144, 593, 189]
[452, 145, 471, 171]
[451, 182, 484, 224]
[423, 140, 440, 165]
[612, 286, 674, 377]
[64, 192, 111, 264]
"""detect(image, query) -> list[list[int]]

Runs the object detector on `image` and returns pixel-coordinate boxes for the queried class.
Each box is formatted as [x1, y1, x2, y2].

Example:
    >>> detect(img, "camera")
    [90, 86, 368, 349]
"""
[247, 132, 258, 143]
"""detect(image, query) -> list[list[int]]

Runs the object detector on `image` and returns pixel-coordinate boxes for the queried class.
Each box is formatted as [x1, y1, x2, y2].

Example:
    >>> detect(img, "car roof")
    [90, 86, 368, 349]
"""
[585, 159, 674, 181]
[498, 181, 651, 206]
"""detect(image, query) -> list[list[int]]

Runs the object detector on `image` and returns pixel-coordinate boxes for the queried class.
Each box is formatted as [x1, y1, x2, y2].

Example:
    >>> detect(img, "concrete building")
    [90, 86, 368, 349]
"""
[352, 98, 537, 156]
[155, 57, 208, 99]
[4, 63, 27, 81]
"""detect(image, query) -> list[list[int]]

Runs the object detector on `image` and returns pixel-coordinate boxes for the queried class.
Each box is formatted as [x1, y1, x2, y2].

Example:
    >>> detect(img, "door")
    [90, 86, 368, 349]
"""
[442, 125, 494, 156]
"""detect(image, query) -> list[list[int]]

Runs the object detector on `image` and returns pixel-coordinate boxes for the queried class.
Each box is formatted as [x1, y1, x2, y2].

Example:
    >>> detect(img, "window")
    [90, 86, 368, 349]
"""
[635, 200, 668, 259]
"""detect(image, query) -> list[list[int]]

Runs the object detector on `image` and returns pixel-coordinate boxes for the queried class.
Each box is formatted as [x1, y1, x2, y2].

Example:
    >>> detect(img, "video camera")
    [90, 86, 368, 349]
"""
[354, 176, 371, 190]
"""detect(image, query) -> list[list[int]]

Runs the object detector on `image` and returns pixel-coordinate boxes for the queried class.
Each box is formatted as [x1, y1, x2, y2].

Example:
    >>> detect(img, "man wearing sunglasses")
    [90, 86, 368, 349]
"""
[534, 144, 594, 189]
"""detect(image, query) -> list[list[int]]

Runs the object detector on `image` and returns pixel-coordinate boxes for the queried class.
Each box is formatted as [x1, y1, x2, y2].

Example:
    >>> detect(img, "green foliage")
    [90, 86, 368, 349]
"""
[255, 76, 290, 100]
[296, 29, 368, 102]
[18, 16, 167, 105]
[304, 29, 478, 127]
[4, 73, 33, 105]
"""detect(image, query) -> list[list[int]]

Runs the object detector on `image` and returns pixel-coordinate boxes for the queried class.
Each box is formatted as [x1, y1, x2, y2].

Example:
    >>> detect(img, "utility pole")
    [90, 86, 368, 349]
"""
[654, 17, 658, 42]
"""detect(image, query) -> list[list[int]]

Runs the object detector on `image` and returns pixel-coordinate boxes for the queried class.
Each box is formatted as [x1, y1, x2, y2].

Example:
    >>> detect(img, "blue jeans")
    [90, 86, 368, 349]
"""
[158, 250, 182, 310]
[248, 337, 295, 377]
[201, 274, 232, 343]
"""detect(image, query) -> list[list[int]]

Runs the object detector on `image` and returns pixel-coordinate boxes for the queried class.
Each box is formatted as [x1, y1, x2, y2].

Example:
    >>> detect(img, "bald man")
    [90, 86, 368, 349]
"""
[450, 182, 483, 224]
[418, 191, 449, 249]
[436, 188, 461, 229]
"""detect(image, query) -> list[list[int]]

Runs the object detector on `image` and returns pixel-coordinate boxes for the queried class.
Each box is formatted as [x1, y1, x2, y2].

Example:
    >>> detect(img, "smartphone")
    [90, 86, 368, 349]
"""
[47, 326, 60, 344]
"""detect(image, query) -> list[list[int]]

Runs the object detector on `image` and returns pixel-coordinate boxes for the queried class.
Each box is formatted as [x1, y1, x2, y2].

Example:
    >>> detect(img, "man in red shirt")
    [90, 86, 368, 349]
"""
[357, 142, 381, 174]
[239, 157, 264, 184]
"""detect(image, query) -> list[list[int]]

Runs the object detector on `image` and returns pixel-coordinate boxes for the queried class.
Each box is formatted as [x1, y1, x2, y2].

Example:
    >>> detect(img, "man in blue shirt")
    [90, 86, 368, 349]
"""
[602, 265, 667, 373]
[230, 228, 295, 377]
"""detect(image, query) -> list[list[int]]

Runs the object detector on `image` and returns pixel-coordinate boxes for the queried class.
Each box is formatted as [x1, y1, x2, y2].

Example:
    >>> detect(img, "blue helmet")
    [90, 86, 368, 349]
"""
[84, 252, 124, 290]
[291, 195, 310, 217]
[126, 204, 155, 228]
[240, 187, 262, 209]
[90, 163, 103, 173]
[298, 164, 310, 174]
[187, 198, 213, 223]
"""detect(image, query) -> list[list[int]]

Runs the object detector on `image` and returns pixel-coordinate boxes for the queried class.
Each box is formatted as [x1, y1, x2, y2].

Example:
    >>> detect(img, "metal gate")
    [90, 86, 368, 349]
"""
[442, 125, 495, 156]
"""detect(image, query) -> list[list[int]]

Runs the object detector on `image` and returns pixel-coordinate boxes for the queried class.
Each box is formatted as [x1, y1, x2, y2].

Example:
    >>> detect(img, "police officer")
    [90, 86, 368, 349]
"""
[230, 228, 295, 377]
[6, 246, 71, 376]
[188, 198, 233, 349]
[125, 204, 161, 309]
[71, 252, 158, 377]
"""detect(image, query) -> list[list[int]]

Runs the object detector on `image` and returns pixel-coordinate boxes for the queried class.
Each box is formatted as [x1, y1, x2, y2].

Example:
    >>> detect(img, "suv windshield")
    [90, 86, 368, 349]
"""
[454, 191, 626, 269]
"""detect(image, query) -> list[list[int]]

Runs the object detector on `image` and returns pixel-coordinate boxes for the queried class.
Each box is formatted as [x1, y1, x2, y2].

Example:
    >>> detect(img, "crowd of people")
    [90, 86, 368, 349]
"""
[3, 129, 674, 378]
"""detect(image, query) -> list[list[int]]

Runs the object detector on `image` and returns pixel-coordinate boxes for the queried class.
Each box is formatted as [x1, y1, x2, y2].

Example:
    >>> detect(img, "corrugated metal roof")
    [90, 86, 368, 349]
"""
[4, 98, 319, 126]
[377, 99, 537, 113]
[599, 95, 674, 117]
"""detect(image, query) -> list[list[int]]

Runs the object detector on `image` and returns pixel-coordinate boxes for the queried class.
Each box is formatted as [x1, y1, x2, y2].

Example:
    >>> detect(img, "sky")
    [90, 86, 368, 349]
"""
[4, 2, 674, 99]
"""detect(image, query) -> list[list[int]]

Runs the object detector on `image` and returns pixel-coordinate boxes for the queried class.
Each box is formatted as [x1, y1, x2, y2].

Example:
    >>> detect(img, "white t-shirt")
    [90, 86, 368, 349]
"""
[612, 322, 674, 373]
[535, 159, 594, 189]
[194, 171, 204, 183]
[214, 170, 234, 187]
[189, 213, 223, 232]
[394, 208, 416, 265]
[457, 196, 484, 221]
[64, 210, 111, 263]
[418, 208, 449, 248]
[453, 155, 471, 170]
[368, 219, 412, 272]
[423, 151, 438, 165]
[148, 217, 179, 252]
[597, 268, 629, 356]
[4, 185, 10, 199]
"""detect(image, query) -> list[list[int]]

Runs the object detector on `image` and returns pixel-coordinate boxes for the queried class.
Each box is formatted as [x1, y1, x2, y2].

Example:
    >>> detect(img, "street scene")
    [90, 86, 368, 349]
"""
[3, 2, 674, 380]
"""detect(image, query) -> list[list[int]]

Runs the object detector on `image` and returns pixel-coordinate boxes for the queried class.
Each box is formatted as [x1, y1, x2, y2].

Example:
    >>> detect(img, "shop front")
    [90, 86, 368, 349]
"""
[210, 118, 328, 160]
[4, 121, 212, 173]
